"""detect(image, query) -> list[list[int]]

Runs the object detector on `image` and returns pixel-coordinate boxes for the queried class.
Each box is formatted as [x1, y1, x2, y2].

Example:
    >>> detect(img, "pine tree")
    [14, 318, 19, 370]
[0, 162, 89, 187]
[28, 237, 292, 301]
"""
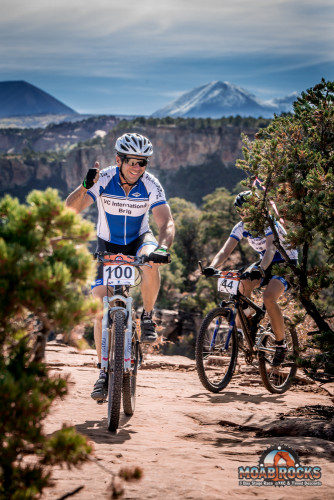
[237, 79, 334, 380]
[0, 189, 100, 499]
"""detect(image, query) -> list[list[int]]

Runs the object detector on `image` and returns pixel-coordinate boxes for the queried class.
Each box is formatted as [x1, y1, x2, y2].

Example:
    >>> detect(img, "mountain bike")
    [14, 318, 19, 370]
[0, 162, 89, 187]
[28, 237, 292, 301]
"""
[95, 252, 151, 432]
[196, 263, 299, 394]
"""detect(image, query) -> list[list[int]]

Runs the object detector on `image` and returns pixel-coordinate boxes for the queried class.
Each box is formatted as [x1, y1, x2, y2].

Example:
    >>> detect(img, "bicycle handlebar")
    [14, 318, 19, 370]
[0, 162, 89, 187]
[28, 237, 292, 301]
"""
[199, 260, 243, 278]
[95, 252, 151, 266]
[199, 260, 262, 281]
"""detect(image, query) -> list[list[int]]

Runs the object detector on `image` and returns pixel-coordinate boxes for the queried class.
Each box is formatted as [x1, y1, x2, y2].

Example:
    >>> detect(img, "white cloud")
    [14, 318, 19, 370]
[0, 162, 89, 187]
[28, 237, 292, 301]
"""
[1, 0, 333, 63]
[0, 0, 333, 112]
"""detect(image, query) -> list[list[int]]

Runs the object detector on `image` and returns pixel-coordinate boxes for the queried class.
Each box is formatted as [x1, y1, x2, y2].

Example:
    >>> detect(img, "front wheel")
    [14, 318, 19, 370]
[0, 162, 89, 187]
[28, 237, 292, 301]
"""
[258, 323, 299, 394]
[108, 310, 125, 432]
[196, 307, 238, 393]
[122, 330, 140, 416]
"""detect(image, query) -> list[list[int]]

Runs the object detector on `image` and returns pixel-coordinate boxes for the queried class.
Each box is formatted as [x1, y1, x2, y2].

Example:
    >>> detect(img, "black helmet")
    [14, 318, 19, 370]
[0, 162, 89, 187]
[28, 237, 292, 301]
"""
[234, 191, 253, 209]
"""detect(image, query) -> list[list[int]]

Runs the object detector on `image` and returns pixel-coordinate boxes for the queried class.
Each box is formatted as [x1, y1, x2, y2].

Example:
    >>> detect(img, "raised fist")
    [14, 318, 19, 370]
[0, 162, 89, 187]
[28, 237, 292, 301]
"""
[82, 165, 99, 189]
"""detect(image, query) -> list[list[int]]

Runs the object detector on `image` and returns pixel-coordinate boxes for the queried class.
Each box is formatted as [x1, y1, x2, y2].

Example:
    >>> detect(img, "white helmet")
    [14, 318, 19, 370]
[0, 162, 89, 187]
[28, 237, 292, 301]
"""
[115, 133, 153, 157]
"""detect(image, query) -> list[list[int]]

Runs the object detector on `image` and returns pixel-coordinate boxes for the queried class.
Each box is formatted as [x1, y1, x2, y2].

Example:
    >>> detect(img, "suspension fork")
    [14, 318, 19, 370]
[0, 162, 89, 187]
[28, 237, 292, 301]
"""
[210, 306, 237, 350]
[225, 306, 237, 350]
[101, 294, 133, 373]
[101, 296, 111, 372]
[121, 295, 133, 372]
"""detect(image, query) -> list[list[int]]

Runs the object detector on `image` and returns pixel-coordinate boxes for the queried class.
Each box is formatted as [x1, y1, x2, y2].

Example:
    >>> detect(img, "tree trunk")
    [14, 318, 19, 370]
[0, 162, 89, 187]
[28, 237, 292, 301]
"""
[298, 293, 333, 334]
[33, 324, 49, 362]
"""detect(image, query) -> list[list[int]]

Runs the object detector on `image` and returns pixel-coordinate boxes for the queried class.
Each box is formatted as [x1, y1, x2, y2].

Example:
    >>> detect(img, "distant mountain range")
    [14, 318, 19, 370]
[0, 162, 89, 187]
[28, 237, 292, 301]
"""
[152, 81, 298, 119]
[0, 79, 299, 122]
[0, 80, 78, 118]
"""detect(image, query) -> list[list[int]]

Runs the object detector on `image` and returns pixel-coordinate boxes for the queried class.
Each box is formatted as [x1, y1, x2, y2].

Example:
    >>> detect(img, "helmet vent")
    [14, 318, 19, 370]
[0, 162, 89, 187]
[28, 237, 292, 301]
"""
[115, 133, 154, 157]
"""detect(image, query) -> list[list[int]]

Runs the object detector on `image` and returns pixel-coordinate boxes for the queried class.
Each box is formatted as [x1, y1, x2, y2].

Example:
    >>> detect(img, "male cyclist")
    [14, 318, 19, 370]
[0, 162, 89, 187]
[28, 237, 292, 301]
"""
[66, 133, 175, 399]
[203, 191, 298, 366]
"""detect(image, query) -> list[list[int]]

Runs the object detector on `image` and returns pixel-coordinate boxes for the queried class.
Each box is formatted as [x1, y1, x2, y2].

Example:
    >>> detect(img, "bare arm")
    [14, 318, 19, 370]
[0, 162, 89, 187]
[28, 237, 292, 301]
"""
[65, 185, 94, 213]
[151, 204, 175, 248]
[65, 161, 100, 213]
[260, 234, 277, 270]
[209, 237, 239, 268]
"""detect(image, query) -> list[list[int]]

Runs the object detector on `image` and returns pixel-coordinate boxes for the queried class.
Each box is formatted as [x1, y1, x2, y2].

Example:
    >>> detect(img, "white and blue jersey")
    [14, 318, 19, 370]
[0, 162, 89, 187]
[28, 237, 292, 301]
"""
[230, 220, 298, 262]
[87, 165, 167, 245]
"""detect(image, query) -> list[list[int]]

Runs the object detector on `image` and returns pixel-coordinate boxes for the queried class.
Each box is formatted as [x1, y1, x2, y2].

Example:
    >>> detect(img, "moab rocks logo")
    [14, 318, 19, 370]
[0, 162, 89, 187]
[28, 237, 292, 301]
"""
[238, 445, 322, 487]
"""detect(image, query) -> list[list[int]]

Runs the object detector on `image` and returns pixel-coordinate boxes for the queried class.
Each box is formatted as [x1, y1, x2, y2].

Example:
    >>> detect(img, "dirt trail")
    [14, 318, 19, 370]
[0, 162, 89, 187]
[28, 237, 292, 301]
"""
[43, 342, 334, 500]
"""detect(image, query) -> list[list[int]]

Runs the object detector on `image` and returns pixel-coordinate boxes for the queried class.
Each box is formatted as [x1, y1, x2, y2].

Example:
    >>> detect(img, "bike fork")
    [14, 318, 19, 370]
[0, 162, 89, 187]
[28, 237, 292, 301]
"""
[210, 307, 236, 350]
[123, 296, 133, 372]
[101, 295, 134, 374]
[225, 307, 237, 350]
[101, 296, 110, 373]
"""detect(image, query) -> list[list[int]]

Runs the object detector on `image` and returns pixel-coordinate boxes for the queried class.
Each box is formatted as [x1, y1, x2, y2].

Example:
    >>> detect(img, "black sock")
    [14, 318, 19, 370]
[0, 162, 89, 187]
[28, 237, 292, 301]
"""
[142, 310, 152, 318]
[275, 339, 285, 346]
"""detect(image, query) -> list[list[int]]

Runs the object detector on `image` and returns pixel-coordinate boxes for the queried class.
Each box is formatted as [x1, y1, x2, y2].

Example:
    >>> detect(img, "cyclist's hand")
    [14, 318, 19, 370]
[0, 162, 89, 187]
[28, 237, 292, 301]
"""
[249, 269, 263, 280]
[202, 266, 217, 277]
[82, 162, 99, 189]
[242, 267, 264, 281]
[148, 247, 171, 264]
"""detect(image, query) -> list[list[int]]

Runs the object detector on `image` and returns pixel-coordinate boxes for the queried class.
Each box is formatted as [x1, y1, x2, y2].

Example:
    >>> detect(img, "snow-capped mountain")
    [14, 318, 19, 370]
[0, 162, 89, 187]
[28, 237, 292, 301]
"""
[152, 81, 298, 119]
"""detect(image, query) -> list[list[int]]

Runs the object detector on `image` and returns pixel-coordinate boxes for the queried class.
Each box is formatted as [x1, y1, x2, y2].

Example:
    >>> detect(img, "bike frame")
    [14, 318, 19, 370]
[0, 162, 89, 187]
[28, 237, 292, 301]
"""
[218, 292, 267, 357]
[101, 289, 133, 374]
[97, 252, 149, 376]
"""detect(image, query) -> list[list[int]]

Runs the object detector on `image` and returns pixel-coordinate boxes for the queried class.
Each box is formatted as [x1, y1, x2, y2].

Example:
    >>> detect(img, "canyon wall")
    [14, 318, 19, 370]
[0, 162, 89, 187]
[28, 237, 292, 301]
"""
[0, 121, 259, 202]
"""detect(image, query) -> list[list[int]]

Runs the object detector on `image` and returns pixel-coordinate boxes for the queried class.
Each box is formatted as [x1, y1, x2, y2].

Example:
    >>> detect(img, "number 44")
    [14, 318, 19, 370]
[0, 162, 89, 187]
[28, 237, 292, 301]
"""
[222, 279, 233, 289]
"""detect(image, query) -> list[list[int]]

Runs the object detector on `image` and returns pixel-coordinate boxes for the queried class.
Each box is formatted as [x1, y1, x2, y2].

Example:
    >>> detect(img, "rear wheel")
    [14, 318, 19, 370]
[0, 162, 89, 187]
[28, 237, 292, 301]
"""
[196, 307, 238, 392]
[108, 310, 125, 432]
[258, 323, 299, 394]
[122, 330, 139, 416]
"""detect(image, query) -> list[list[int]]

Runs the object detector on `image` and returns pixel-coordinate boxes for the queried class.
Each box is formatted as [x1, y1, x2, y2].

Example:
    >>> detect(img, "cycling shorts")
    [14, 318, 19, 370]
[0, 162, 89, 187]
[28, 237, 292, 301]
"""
[259, 259, 298, 292]
[92, 232, 158, 289]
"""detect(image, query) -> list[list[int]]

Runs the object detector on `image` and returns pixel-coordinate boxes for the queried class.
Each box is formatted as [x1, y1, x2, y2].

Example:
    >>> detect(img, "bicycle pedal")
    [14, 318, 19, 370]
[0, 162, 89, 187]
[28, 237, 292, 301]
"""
[96, 399, 106, 405]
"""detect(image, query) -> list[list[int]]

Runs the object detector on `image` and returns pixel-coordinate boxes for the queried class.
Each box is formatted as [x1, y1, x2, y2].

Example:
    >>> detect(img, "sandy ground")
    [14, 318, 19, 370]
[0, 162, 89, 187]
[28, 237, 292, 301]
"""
[42, 342, 334, 500]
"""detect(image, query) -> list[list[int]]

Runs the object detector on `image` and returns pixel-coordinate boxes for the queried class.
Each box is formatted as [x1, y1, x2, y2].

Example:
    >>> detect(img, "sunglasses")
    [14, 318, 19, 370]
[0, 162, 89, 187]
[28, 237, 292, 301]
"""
[123, 157, 149, 168]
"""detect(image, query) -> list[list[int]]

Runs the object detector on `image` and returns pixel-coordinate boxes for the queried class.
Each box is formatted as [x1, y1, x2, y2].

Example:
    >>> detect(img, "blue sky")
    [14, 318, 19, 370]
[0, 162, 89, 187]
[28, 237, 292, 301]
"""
[1, 0, 333, 115]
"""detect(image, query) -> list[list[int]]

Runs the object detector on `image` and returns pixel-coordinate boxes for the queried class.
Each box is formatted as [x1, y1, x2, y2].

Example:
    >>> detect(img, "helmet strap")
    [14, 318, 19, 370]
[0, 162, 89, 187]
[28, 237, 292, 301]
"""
[119, 158, 144, 187]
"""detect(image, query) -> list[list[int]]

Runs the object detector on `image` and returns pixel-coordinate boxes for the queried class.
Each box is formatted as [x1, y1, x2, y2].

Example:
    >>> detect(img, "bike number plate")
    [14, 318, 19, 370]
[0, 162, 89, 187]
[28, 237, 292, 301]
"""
[103, 264, 135, 286]
[218, 272, 240, 295]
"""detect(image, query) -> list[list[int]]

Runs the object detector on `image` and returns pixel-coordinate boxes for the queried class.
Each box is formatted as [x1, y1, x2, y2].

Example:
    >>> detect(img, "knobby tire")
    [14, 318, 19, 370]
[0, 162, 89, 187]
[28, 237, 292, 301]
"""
[108, 310, 125, 432]
[196, 307, 238, 393]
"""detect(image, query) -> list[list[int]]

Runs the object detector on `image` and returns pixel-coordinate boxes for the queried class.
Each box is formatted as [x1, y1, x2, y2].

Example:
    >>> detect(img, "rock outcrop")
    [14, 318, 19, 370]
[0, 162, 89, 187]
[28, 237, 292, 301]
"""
[0, 121, 260, 201]
[0, 116, 120, 154]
